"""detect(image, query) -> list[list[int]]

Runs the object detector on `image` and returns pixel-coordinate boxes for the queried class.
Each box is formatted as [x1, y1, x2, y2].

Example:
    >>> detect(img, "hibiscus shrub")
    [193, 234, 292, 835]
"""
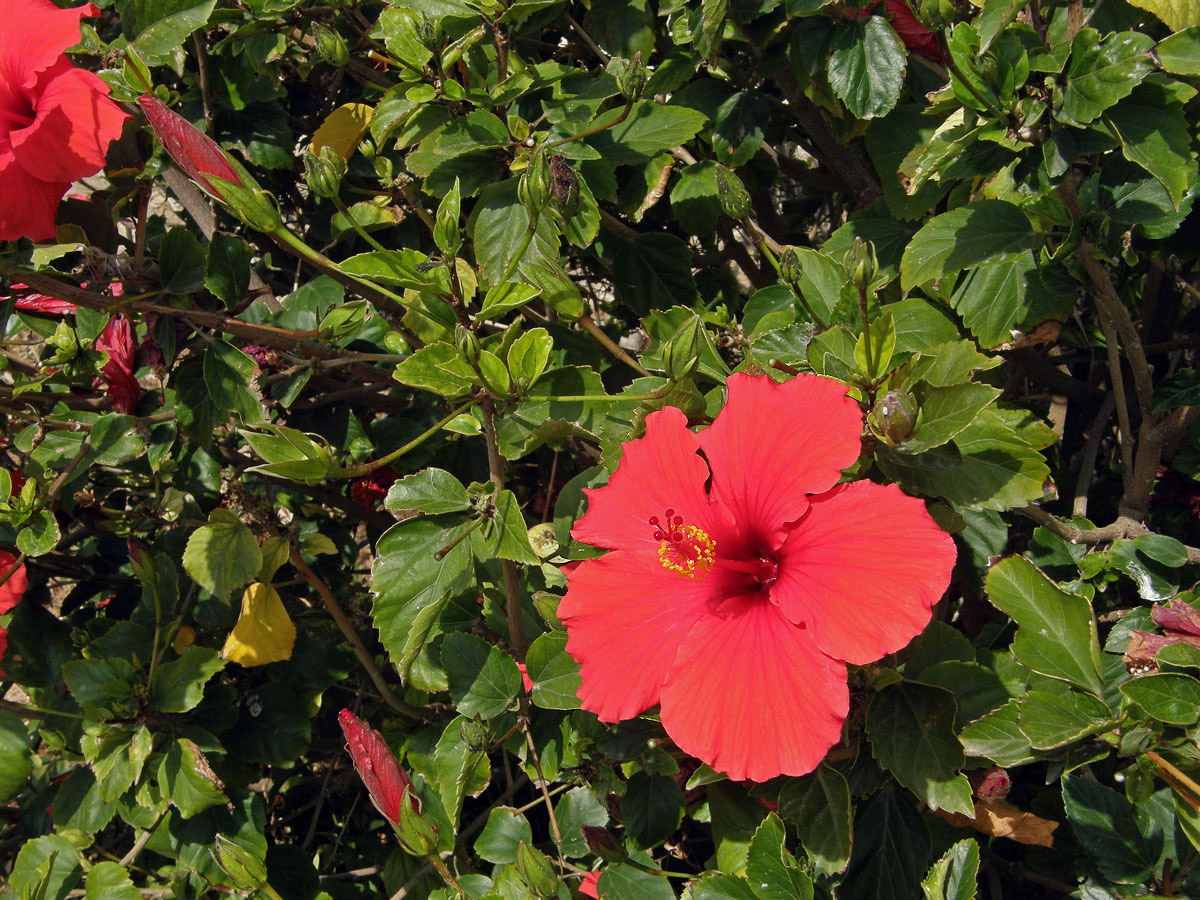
[2, 0, 1200, 897]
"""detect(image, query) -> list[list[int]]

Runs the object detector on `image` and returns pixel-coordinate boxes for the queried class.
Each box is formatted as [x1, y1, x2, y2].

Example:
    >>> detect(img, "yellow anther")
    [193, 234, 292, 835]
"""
[658, 525, 716, 579]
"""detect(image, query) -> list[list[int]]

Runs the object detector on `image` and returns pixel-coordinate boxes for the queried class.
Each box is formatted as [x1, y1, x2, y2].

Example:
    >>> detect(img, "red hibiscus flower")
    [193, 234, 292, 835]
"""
[138, 95, 242, 199]
[882, 0, 944, 63]
[350, 467, 398, 507]
[578, 871, 601, 899]
[559, 373, 957, 781]
[0, 549, 28, 675]
[8, 283, 77, 315]
[0, 0, 128, 242]
[95, 313, 140, 414]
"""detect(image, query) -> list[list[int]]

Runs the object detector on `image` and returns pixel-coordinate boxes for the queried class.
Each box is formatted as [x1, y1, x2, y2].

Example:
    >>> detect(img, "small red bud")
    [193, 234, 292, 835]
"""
[138, 95, 242, 199]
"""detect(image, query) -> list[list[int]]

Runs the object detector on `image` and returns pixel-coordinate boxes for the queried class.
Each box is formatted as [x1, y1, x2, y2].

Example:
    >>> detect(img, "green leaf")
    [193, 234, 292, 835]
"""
[182, 509, 262, 601]
[434, 177, 462, 256]
[897, 383, 1001, 454]
[985, 556, 1104, 695]
[384, 468, 471, 516]
[1108, 538, 1179, 601]
[777, 764, 852, 875]
[52, 768, 115, 835]
[671, 160, 723, 235]
[1127, 0, 1200, 29]
[826, 17, 907, 119]
[592, 100, 708, 161]
[1152, 368, 1200, 412]
[442, 632, 522, 719]
[525, 631, 582, 710]
[1058, 29, 1154, 126]
[158, 226, 208, 294]
[393, 342, 477, 398]
[554, 786, 608, 856]
[433, 715, 490, 826]
[1156, 26, 1200, 74]
[950, 253, 1064, 348]
[900, 200, 1039, 291]
[480, 281, 542, 318]
[920, 840, 980, 900]
[867, 682, 974, 816]
[840, 784, 930, 900]
[474, 807, 533, 864]
[131, 0, 216, 65]
[746, 813, 814, 900]
[1121, 673, 1200, 725]
[692, 876, 762, 900]
[17, 508, 60, 557]
[621, 772, 685, 849]
[612, 233, 699, 316]
[484, 490, 539, 565]
[0, 711, 32, 803]
[1016, 689, 1114, 748]
[150, 646, 225, 713]
[159, 739, 228, 818]
[203, 340, 266, 424]
[597, 862, 676, 900]
[372, 516, 474, 677]
[1105, 86, 1196, 209]
[205, 234, 253, 307]
[11, 835, 82, 900]
[867, 105, 957, 219]
[85, 862, 140, 900]
[1133, 534, 1190, 567]
[507, 328, 553, 390]
[89, 414, 145, 465]
[62, 657, 138, 718]
[1061, 773, 1161, 883]
[713, 91, 770, 166]
[957, 699, 1037, 767]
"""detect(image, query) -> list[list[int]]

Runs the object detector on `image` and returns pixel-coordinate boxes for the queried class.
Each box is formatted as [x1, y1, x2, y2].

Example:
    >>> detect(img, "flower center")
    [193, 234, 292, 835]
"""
[650, 509, 715, 579]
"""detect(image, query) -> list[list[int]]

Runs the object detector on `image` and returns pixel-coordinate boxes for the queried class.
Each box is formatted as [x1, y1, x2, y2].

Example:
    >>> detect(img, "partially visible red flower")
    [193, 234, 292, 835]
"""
[972, 766, 1011, 802]
[9, 283, 77, 315]
[0, 0, 128, 242]
[881, 0, 944, 63]
[94, 314, 140, 414]
[559, 374, 957, 781]
[517, 661, 534, 693]
[578, 871, 601, 899]
[338, 708, 417, 826]
[1124, 598, 1200, 674]
[6, 469, 26, 497]
[0, 549, 28, 676]
[351, 468, 398, 506]
[138, 95, 242, 199]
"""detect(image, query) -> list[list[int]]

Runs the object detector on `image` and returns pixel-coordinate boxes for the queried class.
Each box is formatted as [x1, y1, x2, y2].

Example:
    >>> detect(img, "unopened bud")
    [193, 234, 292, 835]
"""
[613, 52, 646, 101]
[971, 766, 1011, 803]
[549, 155, 580, 219]
[662, 315, 703, 382]
[304, 145, 347, 200]
[212, 834, 268, 889]
[844, 237, 878, 294]
[779, 246, 803, 287]
[459, 716, 491, 753]
[581, 825, 625, 863]
[517, 148, 552, 214]
[456, 324, 482, 367]
[127, 537, 153, 580]
[515, 842, 560, 898]
[395, 786, 439, 856]
[716, 164, 751, 219]
[311, 23, 350, 67]
[871, 390, 918, 445]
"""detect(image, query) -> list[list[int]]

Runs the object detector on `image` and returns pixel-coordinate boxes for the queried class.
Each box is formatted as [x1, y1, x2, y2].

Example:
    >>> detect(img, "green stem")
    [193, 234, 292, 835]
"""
[499, 216, 538, 286]
[0, 699, 88, 721]
[331, 399, 478, 478]
[427, 853, 466, 897]
[552, 392, 661, 402]
[434, 517, 484, 560]
[858, 286, 874, 377]
[548, 98, 633, 148]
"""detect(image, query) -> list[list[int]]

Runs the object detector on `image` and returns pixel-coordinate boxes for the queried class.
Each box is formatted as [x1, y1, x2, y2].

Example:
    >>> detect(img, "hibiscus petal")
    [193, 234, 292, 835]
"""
[772, 481, 956, 664]
[560, 550, 744, 722]
[10, 63, 128, 183]
[573, 405, 733, 554]
[0, 139, 68, 241]
[659, 595, 849, 781]
[699, 374, 863, 550]
[0, 0, 98, 92]
[0, 550, 27, 615]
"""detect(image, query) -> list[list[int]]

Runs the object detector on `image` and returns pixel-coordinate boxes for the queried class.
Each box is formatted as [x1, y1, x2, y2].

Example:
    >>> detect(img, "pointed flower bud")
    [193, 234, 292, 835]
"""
[518, 148, 552, 214]
[304, 145, 347, 200]
[211, 834, 268, 889]
[844, 237, 878, 294]
[662, 315, 703, 383]
[715, 164, 751, 219]
[871, 390, 919, 445]
[138, 95, 242, 199]
[613, 52, 646, 101]
[311, 23, 350, 67]
[580, 825, 626, 863]
[971, 766, 1011, 803]
[514, 842, 560, 898]
[779, 246, 803, 287]
[338, 708, 416, 824]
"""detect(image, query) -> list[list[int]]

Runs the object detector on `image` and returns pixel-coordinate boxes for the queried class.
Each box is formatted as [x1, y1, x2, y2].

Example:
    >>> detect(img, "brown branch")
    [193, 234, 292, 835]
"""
[576, 312, 650, 377]
[1017, 506, 1200, 563]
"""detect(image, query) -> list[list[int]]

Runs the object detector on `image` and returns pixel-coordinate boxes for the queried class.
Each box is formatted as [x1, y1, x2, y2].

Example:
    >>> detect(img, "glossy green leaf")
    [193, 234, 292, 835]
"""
[1016, 689, 1114, 748]
[827, 17, 907, 119]
[1058, 29, 1154, 126]
[384, 468, 471, 515]
[442, 632, 522, 719]
[621, 772, 685, 849]
[474, 807, 533, 864]
[920, 839, 979, 900]
[182, 509, 262, 601]
[900, 201, 1039, 291]
[1061, 773, 1161, 883]
[525, 631, 583, 710]
[150, 646, 225, 713]
[1121, 673, 1200, 724]
[777, 764, 852, 874]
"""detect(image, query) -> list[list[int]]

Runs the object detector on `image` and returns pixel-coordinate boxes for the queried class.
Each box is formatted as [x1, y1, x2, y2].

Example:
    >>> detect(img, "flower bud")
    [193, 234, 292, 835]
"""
[779, 246, 803, 287]
[138, 95, 242, 200]
[549, 155, 580, 220]
[211, 834, 268, 890]
[613, 52, 646, 101]
[311, 23, 350, 67]
[456, 324, 482, 367]
[715, 164, 751, 219]
[843, 237, 878, 294]
[581, 825, 625, 863]
[338, 708, 430, 851]
[304, 145, 347, 200]
[395, 786, 439, 856]
[662, 315, 703, 383]
[971, 766, 1011, 803]
[515, 842, 560, 898]
[518, 149, 552, 214]
[871, 390, 918, 445]
[459, 716, 492, 753]
[127, 537, 153, 582]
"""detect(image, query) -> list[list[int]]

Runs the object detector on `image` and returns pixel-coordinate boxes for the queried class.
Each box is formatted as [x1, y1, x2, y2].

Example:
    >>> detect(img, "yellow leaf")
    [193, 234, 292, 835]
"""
[221, 583, 296, 667]
[1124, 0, 1200, 30]
[311, 103, 374, 160]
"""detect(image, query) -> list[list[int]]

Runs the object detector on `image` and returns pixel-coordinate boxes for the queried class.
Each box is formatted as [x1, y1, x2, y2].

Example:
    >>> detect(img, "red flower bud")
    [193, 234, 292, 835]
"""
[95, 314, 140, 414]
[580, 825, 624, 863]
[971, 766, 1011, 803]
[138, 95, 242, 199]
[338, 708, 417, 826]
[1152, 598, 1200, 638]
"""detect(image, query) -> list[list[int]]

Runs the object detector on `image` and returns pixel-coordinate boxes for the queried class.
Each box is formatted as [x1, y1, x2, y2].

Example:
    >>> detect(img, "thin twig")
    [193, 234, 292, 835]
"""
[1017, 506, 1200, 563]
[576, 312, 650, 377]
[479, 395, 528, 658]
